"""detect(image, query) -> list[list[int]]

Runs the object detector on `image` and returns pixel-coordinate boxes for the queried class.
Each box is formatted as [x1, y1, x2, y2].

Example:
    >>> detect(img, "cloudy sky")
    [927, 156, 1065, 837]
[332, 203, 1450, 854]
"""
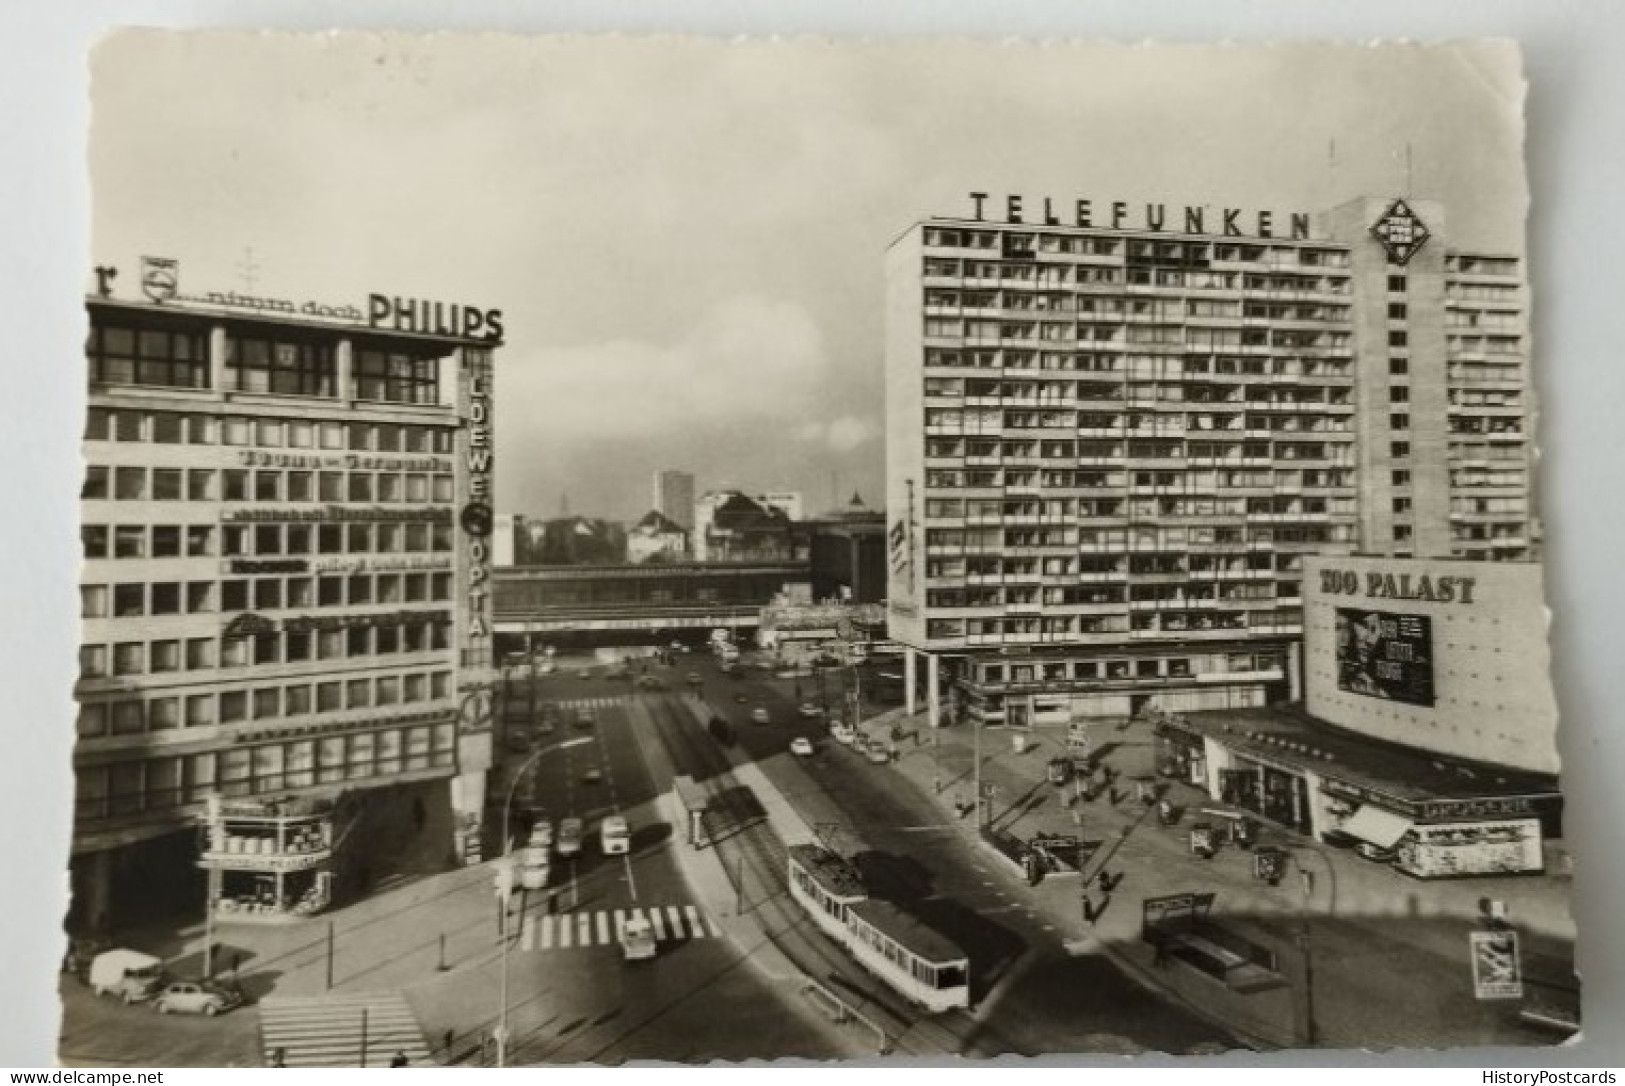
[90, 34, 1526, 522]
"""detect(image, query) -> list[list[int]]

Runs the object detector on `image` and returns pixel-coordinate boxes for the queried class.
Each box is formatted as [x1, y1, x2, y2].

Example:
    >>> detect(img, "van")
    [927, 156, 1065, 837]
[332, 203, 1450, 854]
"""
[89, 949, 165, 1004]
[600, 815, 630, 856]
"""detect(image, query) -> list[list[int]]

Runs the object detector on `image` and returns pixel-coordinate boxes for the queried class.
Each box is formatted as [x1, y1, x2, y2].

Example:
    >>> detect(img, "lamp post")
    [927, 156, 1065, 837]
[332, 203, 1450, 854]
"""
[495, 736, 591, 1068]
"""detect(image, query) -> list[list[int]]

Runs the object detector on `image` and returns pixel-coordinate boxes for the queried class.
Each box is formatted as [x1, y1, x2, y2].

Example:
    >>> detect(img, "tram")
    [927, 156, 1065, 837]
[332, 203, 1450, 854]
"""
[786, 844, 971, 1013]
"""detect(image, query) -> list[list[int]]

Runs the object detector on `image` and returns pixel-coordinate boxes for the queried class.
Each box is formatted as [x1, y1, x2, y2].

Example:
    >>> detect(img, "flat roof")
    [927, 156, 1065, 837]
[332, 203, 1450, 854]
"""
[87, 296, 497, 350]
[846, 898, 966, 965]
[1168, 704, 1560, 807]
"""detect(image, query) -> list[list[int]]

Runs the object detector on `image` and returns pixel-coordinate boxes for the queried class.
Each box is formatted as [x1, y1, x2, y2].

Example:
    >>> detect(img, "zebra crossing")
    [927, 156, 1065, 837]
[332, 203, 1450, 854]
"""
[551, 696, 629, 711]
[259, 990, 432, 1068]
[515, 903, 721, 952]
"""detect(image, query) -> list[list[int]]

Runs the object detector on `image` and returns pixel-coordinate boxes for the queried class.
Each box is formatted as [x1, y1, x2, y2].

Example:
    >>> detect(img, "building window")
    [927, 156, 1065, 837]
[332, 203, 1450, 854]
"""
[1388, 303, 1408, 320]
[151, 413, 185, 444]
[186, 582, 214, 613]
[288, 471, 313, 502]
[188, 470, 215, 501]
[1390, 386, 1409, 403]
[113, 467, 146, 501]
[224, 334, 338, 397]
[354, 348, 444, 405]
[80, 645, 108, 679]
[1389, 357, 1408, 376]
[112, 641, 145, 676]
[150, 582, 181, 615]
[1390, 413, 1410, 431]
[1391, 441, 1410, 458]
[221, 580, 249, 611]
[82, 466, 109, 500]
[186, 696, 215, 728]
[219, 691, 247, 724]
[152, 526, 182, 558]
[1393, 497, 1412, 514]
[254, 472, 281, 502]
[1392, 470, 1411, 486]
[186, 637, 214, 669]
[1388, 331, 1408, 348]
[80, 585, 108, 618]
[1394, 524, 1413, 542]
[187, 526, 213, 557]
[113, 583, 144, 617]
[150, 640, 181, 673]
[1388, 274, 1406, 293]
[222, 470, 248, 502]
[87, 321, 209, 389]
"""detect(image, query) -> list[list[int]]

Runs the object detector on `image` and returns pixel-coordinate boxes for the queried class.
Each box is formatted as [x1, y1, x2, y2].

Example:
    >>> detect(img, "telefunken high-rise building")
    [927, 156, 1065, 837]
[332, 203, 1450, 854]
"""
[73, 259, 503, 933]
[885, 193, 1534, 731]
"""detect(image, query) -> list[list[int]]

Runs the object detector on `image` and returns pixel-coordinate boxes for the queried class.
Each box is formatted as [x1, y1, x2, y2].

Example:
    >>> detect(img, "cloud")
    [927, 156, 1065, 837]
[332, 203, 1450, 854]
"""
[795, 414, 878, 453]
[496, 294, 830, 446]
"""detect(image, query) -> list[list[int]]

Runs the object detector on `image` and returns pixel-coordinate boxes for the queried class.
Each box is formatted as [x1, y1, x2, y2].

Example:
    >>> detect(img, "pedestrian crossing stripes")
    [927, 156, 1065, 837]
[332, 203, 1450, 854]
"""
[516, 903, 722, 952]
[260, 991, 432, 1068]
[551, 696, 629, 711]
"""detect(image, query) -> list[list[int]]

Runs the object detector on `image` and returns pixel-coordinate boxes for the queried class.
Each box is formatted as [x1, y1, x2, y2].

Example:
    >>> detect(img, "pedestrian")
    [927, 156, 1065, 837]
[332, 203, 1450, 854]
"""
[1153, 941, 1170, 969]
[390, 1050, 409, 1068]
[270, 1048, 287, 1068]
[444, 1029, 455, 1053]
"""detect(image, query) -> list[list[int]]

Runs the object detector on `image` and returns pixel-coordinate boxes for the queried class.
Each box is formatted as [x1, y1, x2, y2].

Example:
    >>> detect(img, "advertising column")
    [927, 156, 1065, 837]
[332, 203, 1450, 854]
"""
[451, 346, 496, 862]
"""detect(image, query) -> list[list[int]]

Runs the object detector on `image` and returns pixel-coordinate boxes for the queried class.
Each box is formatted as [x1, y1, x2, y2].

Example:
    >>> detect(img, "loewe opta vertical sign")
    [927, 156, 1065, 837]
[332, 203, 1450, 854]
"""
[458, 348, 496, 724]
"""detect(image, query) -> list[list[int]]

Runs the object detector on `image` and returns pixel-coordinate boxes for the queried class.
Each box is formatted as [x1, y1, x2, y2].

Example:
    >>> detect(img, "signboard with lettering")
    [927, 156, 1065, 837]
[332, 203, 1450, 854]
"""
[457, 347, 496, 731]
[1470, 930, 1523, 1000]
[1335, 607, 1435, 708]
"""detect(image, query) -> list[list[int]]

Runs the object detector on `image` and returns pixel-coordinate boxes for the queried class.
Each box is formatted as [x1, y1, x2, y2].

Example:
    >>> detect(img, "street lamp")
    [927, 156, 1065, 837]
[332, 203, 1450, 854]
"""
[495, 736, 591, 1068]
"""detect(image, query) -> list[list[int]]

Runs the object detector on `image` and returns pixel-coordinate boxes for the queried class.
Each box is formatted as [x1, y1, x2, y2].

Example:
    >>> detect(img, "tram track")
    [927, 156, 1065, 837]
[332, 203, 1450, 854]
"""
[640, 692, 1022, 1058]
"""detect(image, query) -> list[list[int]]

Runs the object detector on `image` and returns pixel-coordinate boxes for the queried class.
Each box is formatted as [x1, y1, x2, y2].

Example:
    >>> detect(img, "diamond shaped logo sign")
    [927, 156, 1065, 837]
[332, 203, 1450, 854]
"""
[1370, 199, 1431, 266]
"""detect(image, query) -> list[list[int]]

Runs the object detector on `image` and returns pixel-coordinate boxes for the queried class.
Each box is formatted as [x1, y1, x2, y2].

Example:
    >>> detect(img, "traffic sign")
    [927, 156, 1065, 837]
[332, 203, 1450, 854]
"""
[1470, 930, 1523, 1000]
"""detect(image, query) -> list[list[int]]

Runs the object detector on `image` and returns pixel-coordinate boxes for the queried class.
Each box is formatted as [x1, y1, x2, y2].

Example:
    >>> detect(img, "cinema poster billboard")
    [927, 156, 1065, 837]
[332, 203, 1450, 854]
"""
[1335, 607, 1436, 708]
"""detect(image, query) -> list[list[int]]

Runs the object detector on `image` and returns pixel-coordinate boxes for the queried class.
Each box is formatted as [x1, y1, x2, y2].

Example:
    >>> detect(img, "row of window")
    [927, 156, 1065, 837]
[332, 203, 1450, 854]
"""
[83, 465, 455, 505]
[82, 571, 453, 619]
[87, 322, 446, 404]
[79, 618, 452, 679]
[75, 724, 458, 822]
[922, 348, 1355, 378]
[82, 521, 456, 560]
[78, 669, 454, 738]
[925, 553, 1304, 579]
[84, 407, 455, 454]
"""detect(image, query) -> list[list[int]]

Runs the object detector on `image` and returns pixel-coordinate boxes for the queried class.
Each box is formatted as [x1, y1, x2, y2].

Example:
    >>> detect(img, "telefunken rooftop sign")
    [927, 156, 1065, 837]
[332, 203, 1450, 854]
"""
[93, 257, 505, 344]
[958, 191, 1316, 240]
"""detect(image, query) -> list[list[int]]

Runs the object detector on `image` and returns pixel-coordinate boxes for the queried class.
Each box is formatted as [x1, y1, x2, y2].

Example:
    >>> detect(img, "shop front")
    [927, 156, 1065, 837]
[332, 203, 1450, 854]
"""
[199, 796, 333, 922]
[1320, 780, 1555, 879]
[1218, 756, 1312, 836]
[1154, 720, 1207, 789]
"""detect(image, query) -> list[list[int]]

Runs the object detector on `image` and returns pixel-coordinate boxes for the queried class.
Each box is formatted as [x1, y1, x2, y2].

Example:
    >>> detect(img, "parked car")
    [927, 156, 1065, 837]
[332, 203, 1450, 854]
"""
[790, 737, 814, 757]
[89, 949, 165, 1004]
[686, 672, 703, 687]
[636, 675, 665, 691]
[864, 739, 892, 765]
[1355, 841, 1398, 864]
[751, 707, 772, 725]
[830, 724, 857, 747]
[575, 709, 595, 729]
[528, 818, 554, 850]
[557, 818, 584, 858]
[582, 767, 604, 785]
[798, 703, 824, 718]
[153, 980, 242, 1017]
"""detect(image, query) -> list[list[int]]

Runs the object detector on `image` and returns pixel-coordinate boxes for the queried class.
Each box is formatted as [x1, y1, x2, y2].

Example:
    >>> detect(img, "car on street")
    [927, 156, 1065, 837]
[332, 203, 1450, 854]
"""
[575, 667, 594, 679]
[686, 672, 703, 687]
[620, 914, 658, 961]
[89, 949, 165, 1004]
[600, 814, 630, 855]
[734, 693, 749, 703]
[830, 724, 857, 746]
[636, 675, 665, 691]
[582, 767, 604, 785]
[790, 737, 814, 757]
[750, 707, 771, 725]
[1355, 841, 1397, 864]
[864, 738, 892, 765]
[798, 703, 823, 718]
[152, 980, 242, 1017]
[528, 818, 554, 850]
[575, 709, 595, 729]
[557, 818, 584, 858]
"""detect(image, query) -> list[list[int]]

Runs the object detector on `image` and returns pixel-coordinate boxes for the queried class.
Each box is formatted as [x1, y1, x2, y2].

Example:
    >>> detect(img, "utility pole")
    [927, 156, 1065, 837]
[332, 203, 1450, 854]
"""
[1294, 868, 1317, 1047]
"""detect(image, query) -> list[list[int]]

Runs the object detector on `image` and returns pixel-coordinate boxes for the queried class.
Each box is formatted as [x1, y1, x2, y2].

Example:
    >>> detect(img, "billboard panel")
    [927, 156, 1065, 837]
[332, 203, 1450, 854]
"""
[1335, 607, 1435, 707]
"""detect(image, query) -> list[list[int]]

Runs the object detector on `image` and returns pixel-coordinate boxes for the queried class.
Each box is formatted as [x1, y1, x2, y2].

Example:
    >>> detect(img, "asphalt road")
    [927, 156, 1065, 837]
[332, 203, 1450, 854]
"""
[658, 651, 1239, 1057]
[487, 677, 858, 1064]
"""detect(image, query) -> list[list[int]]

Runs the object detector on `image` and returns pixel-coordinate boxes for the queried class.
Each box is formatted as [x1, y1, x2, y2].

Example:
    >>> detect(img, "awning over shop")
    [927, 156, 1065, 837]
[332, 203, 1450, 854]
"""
[1341, 804, 1415, 849]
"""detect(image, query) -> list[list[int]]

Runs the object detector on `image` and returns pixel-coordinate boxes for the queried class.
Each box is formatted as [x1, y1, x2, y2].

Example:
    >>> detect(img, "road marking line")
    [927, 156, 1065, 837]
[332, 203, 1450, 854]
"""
[666, 905, 685, 937]
[558, 915, 573, 948]
[540, 916, 555, 949]
[613, 909, 626, 938]
[683, 904, 705, 939]
[703, 911, 722, 937]
[577, 912, 592, 946]
[596, 911, 611, 944]
[649, 908, 667, 941]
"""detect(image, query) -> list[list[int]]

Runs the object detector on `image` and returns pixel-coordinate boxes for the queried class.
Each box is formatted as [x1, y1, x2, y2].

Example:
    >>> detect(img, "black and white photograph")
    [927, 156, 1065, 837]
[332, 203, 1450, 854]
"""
[57, 29, 1585, 1066]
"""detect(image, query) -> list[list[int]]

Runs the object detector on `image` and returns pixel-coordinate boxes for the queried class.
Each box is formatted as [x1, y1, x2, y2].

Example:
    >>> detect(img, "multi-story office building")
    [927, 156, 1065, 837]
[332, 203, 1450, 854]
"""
[885, 194, 1535, 731]
[653, 469, 695, 531]
[73, 265, 503, 932]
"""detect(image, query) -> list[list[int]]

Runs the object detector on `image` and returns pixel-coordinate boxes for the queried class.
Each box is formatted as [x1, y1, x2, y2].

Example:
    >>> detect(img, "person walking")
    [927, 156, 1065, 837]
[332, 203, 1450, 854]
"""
[390, 1050, 409, 1068]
